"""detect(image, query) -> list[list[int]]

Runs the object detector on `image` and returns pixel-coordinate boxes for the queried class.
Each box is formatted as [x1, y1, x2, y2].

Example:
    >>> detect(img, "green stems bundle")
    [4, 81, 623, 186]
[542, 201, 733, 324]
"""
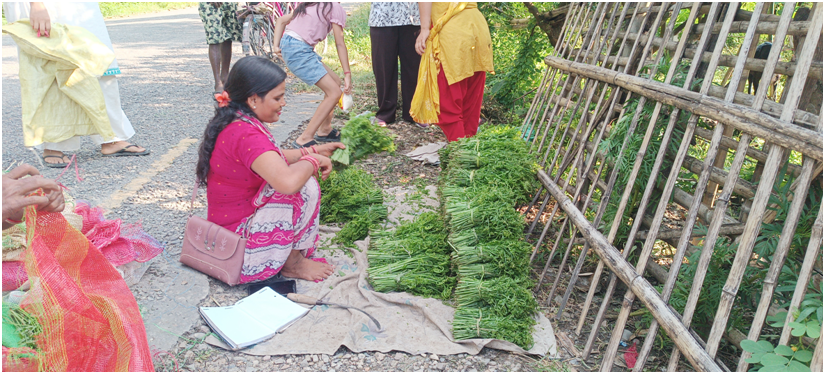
[454, 277, 537, 320]
[319, 166, 387, 245]
[368, 255, 454, 300]
[367, 212, 453, 300]
[452, 307, 535, 348]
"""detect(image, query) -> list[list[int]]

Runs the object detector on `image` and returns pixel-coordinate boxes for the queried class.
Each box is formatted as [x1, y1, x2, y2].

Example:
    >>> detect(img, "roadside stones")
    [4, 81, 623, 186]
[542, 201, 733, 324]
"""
[199, 326, 210, 333]
[375, 352, 385, 361]
[430, 354, 439, 361]
[191, 332, 206, 340]
[395, 352, 405, 360]
[321, 354, 330, 363]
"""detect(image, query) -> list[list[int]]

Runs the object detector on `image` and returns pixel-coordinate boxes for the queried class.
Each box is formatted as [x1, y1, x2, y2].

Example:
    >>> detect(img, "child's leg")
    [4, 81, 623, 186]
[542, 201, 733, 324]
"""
[295, 64, 342, 145]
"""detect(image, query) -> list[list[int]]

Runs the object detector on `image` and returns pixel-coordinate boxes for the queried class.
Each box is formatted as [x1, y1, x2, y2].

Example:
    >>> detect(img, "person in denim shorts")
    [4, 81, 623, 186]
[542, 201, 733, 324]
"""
[199, 2, 242, 94]
[273, 2, 352, 149]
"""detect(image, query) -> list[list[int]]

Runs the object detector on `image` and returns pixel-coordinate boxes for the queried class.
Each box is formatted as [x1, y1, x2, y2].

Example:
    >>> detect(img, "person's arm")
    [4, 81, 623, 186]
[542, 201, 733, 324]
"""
[2, 164, 65, 229]
[251, 150, 334, 195]
[272, 11, 295, 61]
[280, 142, 346, 163]
[29, 2, 51, 37]
[415, 2, 432, 55]
[331, 23, 352, 94]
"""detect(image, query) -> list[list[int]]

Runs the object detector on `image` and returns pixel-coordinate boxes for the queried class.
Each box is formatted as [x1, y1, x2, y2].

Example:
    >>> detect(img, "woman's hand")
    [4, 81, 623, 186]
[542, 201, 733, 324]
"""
[29, 2, 51, 38]
[313, 142, 346, 157]
[415, 28, 430, 55]
[314, 155, 334, 180]
[342, 74, 352, 95]
[2, 164, 64, 223]
[273, 45, 283, 61]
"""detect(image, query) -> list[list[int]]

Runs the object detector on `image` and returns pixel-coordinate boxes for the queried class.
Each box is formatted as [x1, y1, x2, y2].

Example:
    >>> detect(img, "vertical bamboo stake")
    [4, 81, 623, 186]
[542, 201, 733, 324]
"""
[590, 0, 730, 363]
[529, 2, 584, 153]
[703, 2, 823, 359]
[645, 2, 795, 370]
[778, 203, 823, 346]
[534, 4, 596, 158]
[538, 170, 722, 371]
[550, 3, 684, 326]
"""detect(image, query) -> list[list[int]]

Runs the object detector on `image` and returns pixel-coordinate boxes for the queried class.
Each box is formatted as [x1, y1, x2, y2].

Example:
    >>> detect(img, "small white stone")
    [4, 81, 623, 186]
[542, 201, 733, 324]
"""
[430, 354, 439, 361]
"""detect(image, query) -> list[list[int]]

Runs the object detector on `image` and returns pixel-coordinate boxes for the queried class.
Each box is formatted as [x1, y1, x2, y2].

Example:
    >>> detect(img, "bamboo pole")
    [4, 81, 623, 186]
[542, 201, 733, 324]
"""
[574, 1, 711, 344]
[583, 2, 730, 362]
[703, 2, 823, 359]
[542, 56, 824, 160]
[530, 2, 585, 153]
[535, 5, 623, 301]
[530, 3, 639, 272]
[663, 3, 796, 369]
[778, 205, 823, 346]
[602, 3, 732, 368]
[534, 3, 595, 160]
[537, 169, 722, 371]
[693, 126, 803, 177]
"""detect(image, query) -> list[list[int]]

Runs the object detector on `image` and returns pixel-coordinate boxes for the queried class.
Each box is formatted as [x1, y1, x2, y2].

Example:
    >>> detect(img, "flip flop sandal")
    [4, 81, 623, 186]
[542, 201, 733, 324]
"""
[42, 155, 70, 168]
[313, 128, 341, 142]
[291, 139, 318, 149]
[103, 144, 151, 157]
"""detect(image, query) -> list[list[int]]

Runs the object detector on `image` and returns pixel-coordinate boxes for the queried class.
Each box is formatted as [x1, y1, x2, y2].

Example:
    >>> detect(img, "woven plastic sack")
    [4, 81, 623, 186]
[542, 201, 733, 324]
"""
[2, 346, 40, 372]
[19, 204, 154, 371]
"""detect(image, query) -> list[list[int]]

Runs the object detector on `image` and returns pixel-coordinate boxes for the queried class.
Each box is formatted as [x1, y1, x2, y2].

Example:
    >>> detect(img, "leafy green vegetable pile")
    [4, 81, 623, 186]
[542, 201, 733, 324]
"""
[364, 125, 538, 348]
[367, 212, 454, 300]
[319, 166, 387, 246]
[440, 125, 539, 349]
[330, 112, 396, 165]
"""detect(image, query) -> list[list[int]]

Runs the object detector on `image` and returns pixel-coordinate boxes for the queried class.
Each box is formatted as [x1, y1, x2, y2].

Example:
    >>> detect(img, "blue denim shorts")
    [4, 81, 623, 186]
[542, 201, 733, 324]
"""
[281, 35, 327, 85]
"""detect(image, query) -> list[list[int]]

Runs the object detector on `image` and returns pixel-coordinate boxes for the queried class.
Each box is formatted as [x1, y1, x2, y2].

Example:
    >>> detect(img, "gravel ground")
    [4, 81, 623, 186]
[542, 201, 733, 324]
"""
[2, 6, 584, 373]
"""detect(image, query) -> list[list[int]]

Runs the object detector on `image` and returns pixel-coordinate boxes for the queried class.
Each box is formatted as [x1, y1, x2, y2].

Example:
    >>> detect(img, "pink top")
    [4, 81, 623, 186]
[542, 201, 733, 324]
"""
[285, 2, 347, 47]
[206, 118, 283, 232]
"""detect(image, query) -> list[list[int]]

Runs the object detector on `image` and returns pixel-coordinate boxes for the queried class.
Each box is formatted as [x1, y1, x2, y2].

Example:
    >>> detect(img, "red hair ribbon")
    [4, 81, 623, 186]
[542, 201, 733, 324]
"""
[215, 91, 231, 108]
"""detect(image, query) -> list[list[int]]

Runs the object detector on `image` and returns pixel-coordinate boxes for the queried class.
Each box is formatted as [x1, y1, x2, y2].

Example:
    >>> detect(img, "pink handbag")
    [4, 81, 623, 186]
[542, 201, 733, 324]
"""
[179, 182, 253, 286]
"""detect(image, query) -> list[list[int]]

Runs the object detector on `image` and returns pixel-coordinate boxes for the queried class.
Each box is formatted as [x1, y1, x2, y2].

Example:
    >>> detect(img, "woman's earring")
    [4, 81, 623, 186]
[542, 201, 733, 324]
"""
[253, 106, 257, 109]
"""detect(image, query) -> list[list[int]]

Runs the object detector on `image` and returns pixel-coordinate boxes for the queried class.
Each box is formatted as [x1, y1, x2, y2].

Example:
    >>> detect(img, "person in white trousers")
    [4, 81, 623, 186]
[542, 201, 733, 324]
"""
[4, 2, 149, 167]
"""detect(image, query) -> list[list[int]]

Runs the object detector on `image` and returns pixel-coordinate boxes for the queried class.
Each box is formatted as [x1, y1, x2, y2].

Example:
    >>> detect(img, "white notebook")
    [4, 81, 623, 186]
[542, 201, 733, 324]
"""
[199, 287, 309, 350]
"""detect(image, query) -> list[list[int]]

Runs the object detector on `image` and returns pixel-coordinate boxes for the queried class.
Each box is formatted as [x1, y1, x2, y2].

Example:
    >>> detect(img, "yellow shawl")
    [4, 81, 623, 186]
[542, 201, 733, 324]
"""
[409, 2, 469, 125]
[3, 20, 115, 147]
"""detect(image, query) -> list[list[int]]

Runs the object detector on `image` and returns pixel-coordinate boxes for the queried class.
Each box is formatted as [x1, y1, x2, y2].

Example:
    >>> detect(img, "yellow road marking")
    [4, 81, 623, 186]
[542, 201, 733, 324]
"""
[101, 138, 198, 211]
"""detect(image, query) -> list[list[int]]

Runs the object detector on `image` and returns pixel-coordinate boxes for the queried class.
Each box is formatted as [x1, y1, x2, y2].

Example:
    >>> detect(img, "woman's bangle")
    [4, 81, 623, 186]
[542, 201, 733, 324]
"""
[343, 71, 351, 75]
[310, 145, 318, 154]
[299, 155, 320, 174]
[5, 218, 23, 225]
[299, 147, 309, 156]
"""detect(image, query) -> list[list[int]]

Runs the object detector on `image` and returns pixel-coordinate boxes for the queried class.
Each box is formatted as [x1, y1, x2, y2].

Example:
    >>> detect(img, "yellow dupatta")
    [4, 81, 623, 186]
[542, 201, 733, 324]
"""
[409, 2, 468, 124]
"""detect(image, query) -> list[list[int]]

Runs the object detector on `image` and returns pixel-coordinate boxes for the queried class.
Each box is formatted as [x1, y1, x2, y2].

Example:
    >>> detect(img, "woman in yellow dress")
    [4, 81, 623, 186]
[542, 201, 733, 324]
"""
[410, 2, 494, 142]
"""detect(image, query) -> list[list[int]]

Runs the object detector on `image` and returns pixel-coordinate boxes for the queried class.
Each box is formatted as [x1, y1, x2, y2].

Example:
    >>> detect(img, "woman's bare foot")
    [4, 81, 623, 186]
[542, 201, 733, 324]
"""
[42, 149, 71, 165]
[101, 141, 147, 155]
[280, 250, 333, 281]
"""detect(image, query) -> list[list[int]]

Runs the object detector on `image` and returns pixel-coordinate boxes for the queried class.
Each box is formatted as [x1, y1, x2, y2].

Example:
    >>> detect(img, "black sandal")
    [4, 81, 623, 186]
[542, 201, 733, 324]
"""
[291, 139, 319, 149]
[314, 128, 341, 142]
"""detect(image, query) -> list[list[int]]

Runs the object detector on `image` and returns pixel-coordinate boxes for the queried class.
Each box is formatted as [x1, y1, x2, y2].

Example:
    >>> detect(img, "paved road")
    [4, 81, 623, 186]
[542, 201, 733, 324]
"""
[2, 7, 322, 354]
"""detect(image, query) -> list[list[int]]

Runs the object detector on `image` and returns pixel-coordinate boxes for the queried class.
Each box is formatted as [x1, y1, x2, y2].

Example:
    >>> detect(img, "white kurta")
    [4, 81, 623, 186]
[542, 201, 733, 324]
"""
[4, 2, 136, 150]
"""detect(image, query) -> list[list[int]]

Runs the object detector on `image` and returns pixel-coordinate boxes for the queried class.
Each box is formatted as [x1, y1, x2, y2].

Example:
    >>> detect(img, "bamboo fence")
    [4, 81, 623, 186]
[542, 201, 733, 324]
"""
[521, 2, 823, 371]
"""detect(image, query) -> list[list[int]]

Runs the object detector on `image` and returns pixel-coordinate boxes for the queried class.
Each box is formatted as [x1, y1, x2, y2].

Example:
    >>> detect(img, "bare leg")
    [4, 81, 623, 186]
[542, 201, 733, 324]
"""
[220, 40, 233, 87]
[279, 249, 334, 281]
[208, 43, 223, 92]
[295, 64, 341, 145]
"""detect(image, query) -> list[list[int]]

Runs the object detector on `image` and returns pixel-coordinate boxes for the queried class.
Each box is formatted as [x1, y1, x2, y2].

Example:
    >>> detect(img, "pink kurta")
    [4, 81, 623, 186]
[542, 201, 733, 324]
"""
[207, 115, 320, 284]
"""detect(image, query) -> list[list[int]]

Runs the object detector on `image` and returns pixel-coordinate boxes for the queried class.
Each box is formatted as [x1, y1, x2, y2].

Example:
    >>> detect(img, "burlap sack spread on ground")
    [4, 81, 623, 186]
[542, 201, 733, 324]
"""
[206, 186, 557, 357]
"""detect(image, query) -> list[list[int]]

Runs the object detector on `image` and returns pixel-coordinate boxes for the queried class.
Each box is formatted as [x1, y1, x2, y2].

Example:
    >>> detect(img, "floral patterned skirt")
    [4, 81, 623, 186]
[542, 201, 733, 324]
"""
[235, 177, 320, 284]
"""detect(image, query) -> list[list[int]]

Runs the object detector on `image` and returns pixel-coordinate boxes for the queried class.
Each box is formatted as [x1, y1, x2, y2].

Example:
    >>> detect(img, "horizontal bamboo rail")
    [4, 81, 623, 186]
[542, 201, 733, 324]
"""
[538, 169, 722, 372]
[544, 55, 823, 159]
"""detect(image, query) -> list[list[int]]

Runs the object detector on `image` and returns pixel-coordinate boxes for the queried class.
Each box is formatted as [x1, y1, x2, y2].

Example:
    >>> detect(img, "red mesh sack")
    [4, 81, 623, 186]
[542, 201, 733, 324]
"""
[2, 346, 40, 371]
[20, 204, 154, 371]
[2, 261, 28, 291]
